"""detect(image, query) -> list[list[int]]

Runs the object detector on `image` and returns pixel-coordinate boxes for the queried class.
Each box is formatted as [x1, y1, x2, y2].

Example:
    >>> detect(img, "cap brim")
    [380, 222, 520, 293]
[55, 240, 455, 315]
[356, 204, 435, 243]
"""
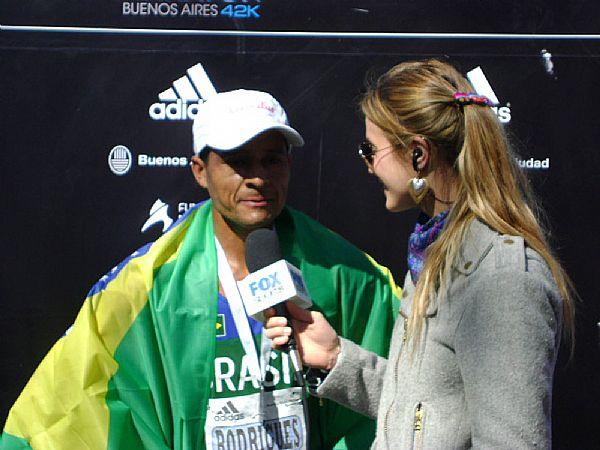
[206, 121, 304, 152]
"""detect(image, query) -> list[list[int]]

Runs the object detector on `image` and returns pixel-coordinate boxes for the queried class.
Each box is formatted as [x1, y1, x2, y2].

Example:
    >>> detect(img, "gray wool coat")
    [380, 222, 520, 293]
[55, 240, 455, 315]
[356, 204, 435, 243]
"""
[317, 219, 563, 449]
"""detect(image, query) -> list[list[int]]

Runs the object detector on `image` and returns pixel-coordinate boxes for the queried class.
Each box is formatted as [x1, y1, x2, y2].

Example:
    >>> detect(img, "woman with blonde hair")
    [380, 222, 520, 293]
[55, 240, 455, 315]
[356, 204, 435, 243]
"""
[265, 59, 574, 449]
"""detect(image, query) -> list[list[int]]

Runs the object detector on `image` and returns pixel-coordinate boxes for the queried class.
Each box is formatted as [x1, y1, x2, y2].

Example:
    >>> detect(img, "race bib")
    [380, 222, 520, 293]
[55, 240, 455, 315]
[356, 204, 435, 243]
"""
[205, 387, 306, 450]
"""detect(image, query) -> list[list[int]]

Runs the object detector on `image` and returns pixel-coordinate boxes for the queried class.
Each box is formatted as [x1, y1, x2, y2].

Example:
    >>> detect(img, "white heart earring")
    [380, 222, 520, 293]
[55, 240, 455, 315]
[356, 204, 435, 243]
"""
[407, 148, 429, 204]
[408, 177, 429, 204]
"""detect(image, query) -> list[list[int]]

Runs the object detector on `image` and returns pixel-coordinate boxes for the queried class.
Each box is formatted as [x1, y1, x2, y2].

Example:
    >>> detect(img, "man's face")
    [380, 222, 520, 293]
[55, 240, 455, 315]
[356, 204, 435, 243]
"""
[191, 131, 291, 234]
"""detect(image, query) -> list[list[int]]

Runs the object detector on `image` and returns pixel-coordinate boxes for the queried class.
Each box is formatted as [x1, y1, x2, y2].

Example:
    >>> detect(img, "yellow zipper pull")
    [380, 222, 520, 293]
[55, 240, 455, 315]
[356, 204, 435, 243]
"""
[414, 403, 423, 431]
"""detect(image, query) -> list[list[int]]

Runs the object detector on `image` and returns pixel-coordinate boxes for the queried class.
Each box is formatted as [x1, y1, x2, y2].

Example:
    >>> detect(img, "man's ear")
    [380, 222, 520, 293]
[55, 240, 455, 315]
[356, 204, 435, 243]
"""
[191, 154, 208, 189]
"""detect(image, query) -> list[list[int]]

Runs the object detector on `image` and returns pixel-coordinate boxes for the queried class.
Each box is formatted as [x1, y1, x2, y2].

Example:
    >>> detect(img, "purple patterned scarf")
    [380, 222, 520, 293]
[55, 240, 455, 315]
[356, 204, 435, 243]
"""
[407, 209, 450, 284]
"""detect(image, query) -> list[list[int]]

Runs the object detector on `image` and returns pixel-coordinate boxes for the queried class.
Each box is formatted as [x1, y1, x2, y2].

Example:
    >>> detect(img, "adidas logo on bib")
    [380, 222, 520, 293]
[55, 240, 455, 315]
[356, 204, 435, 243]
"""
[214, 401, 245, 422]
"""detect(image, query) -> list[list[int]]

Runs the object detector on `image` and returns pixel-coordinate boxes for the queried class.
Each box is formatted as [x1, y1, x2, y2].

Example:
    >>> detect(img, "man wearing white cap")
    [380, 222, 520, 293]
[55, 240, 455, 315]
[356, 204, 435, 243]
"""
[190, 89, 304, 248]
[184, 89, 399, 450]
[1, 89, 398, 450]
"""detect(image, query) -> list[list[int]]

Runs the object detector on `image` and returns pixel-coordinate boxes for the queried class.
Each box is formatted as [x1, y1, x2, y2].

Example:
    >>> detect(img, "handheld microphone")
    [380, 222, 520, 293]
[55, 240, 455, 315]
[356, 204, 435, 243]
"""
[240, 229, 312, 322]
[241, 228, 311, 386]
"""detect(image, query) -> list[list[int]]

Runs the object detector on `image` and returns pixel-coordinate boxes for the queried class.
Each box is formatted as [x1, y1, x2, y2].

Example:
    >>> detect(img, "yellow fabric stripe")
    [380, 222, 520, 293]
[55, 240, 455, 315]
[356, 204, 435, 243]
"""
[364, 252, 403, 300]
[4, 218, 190, 449]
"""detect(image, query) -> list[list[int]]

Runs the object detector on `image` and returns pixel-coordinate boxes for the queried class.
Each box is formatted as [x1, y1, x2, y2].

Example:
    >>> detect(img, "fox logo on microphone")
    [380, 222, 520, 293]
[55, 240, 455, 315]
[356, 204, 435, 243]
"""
[249, 272, 284, 297]
[238, 260, 312, 320]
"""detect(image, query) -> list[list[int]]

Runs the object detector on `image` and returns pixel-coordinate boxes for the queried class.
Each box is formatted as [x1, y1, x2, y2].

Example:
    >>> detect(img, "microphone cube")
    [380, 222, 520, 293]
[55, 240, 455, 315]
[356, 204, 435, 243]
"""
[238, 260, 312, 321]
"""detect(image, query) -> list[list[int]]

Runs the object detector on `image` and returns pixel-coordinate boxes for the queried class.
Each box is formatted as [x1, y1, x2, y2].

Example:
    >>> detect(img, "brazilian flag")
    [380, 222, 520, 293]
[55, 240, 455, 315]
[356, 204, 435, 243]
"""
[1, 201, 400, 449]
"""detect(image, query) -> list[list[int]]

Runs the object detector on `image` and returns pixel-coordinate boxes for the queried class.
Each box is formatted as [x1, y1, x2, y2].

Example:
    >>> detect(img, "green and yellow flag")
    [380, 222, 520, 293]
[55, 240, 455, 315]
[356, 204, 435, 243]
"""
[1, 201, 400, 450]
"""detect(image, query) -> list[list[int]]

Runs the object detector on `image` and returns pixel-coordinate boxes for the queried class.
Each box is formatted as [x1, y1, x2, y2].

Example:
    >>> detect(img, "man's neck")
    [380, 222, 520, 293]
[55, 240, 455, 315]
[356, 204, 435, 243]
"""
[212, 210, 256, 281]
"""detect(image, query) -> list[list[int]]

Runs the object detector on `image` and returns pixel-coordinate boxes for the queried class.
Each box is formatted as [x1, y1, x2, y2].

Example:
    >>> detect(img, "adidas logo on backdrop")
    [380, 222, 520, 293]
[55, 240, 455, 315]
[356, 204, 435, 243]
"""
[149, 63, 217, 121]
[467, 66, 512, 124]
[468, 66, 550, 169]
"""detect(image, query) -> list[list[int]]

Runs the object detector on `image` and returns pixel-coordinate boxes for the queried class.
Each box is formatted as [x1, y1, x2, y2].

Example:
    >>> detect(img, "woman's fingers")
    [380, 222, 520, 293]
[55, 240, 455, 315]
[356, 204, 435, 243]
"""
[285, 301, 315, 322]
[272, 335, 291, 347]
[264, 303, 322, 351]
[263, 303, 340, 370]
[265, 303, 315, 325]
[265, 316, 288, 328]
[264, 325, 292, 341]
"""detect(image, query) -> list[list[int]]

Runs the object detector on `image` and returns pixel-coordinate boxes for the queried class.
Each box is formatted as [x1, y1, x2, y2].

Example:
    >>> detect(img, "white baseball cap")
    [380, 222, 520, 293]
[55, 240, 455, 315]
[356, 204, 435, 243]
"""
[192, 89, 304, 155]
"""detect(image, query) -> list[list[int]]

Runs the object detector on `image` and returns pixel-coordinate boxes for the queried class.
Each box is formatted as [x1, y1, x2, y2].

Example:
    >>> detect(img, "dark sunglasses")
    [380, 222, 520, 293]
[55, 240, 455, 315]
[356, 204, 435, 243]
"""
[358, 141, 395, 164]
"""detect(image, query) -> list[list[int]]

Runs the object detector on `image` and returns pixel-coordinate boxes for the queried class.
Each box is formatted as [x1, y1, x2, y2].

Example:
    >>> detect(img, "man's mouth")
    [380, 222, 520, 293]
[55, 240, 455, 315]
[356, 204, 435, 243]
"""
[241, 196, 272, 207]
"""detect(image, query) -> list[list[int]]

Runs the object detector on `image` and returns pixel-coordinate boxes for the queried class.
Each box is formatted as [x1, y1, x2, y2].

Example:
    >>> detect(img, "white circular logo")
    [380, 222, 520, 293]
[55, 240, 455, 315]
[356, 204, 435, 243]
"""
[108, 145, 132, 175]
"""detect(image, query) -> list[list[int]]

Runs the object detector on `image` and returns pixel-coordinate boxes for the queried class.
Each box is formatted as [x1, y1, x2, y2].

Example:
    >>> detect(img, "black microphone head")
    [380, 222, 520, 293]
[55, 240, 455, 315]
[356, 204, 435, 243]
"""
[245, 228, 283, 272]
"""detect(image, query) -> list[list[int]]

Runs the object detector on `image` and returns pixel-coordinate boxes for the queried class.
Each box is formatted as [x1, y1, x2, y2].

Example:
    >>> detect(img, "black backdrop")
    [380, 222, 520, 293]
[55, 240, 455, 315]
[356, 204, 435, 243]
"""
[1, 1, 599, 448]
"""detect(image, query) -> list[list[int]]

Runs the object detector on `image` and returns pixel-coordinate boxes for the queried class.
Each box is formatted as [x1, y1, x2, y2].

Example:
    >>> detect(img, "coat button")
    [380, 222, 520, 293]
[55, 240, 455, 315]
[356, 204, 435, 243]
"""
[402, 290, 408, 298]
[464, 261, 472, 270]
[504, 238, 514, 244]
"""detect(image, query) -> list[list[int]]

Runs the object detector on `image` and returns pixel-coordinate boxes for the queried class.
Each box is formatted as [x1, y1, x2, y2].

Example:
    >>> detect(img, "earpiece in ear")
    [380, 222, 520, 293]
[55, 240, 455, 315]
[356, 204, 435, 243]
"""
[412, 148, 423, 172]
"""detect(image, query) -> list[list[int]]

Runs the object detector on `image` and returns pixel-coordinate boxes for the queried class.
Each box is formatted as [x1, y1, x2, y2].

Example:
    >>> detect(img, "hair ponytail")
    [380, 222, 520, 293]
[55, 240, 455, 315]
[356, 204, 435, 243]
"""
[361, 59, 575, 353]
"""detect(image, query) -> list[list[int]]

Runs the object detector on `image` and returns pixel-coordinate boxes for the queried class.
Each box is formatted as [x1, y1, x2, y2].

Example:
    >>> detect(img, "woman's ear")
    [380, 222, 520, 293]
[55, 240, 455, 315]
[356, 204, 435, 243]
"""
[410, 136, 432, 172]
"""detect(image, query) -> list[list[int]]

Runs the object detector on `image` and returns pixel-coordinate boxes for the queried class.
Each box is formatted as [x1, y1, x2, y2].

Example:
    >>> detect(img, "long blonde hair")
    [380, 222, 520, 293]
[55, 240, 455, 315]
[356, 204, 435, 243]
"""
[361, 59, 574, 349]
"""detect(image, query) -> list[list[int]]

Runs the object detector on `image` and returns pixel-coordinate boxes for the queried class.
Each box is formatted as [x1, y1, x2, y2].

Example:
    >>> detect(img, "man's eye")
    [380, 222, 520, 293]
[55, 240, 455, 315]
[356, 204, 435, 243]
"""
[264, 155, 286, 165]
[226, 158, 248, 166]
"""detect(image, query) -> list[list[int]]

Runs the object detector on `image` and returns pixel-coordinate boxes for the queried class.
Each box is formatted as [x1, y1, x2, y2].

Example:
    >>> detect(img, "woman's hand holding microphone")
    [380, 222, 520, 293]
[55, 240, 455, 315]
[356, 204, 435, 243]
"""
[264, 302, 341, 371]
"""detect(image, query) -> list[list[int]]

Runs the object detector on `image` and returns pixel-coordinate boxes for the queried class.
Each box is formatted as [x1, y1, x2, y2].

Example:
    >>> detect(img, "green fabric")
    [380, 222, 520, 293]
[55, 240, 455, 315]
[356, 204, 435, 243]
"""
[104, 200, 398, 449]
[0, 434, 32, 450]
[1, 200, 398, 450]
[106, 201, 218, 450]
[276, 208, 399, 449]
[210, 295, 294, 398]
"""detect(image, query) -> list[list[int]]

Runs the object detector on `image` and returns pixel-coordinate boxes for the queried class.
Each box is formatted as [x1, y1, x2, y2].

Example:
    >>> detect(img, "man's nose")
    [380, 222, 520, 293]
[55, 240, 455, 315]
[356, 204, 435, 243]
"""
[245, 162, 271, 185]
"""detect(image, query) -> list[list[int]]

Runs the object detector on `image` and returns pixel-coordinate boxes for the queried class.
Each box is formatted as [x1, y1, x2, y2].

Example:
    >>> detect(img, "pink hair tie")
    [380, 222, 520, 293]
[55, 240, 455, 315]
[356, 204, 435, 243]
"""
[452, 92, 494, 107]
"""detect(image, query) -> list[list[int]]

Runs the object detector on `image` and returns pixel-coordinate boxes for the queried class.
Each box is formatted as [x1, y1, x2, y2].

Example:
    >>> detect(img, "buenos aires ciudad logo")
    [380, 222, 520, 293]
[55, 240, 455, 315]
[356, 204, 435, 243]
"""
[108, 145, 133, 175]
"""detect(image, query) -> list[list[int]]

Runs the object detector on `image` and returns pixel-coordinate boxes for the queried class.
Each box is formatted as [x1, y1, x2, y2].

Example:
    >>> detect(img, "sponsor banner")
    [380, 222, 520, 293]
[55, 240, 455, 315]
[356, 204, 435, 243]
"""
[516, 157, 550, 170]
[3, 42, 597, 447]
[138, 154, 189, 166]
[140, 200, 197, 234]
[141, 199, 174, 233]
[149, 63, 217, 121]
[108, 145, 133, 175]
[467, 66, 512, 124]
[121, 1, 262, 20]
[4, 1, 599, 34]
[205, 388, 306, 450]
[108, 146, 189, 175]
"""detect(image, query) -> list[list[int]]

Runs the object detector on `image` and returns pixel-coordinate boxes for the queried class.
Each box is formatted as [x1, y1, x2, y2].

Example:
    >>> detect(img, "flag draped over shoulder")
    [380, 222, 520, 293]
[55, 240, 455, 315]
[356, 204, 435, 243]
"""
[1, 201, 400, 450]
